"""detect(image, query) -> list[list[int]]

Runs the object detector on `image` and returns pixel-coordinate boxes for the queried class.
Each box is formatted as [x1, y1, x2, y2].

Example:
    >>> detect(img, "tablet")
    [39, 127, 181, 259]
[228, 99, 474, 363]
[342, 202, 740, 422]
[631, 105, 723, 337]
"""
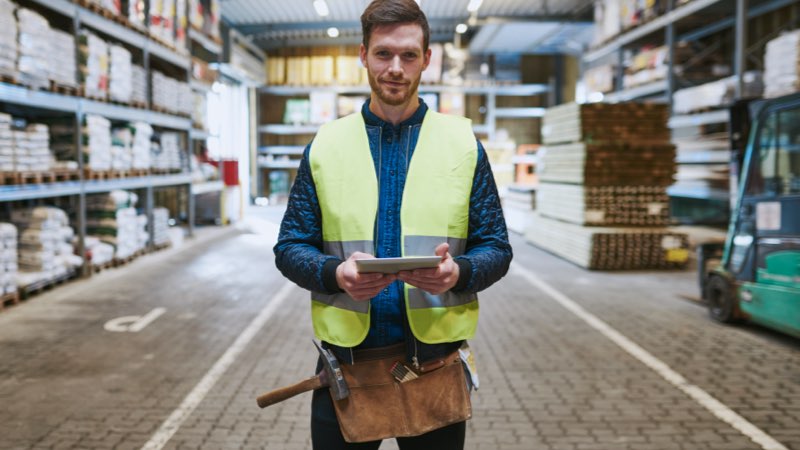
[355, 256, 441, 274]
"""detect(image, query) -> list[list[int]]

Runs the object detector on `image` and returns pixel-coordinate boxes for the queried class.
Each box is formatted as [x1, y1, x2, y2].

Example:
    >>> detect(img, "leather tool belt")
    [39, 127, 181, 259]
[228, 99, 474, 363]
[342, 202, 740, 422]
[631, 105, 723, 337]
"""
[331, 344, 472, 443]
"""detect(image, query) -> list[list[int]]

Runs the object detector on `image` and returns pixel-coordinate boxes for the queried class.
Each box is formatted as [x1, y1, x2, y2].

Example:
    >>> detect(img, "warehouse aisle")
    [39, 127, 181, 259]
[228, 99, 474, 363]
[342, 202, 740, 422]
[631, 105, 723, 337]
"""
[0, 208, 798, 450]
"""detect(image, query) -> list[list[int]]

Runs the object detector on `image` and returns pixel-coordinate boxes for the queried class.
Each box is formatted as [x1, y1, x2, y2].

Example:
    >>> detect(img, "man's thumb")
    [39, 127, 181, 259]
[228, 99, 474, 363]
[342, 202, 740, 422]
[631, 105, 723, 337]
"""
[435, 243, 450, 259]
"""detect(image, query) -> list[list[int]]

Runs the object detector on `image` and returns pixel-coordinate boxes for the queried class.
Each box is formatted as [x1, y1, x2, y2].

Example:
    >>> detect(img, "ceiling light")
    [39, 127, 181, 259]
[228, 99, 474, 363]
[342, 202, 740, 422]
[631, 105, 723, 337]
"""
[455, 23, 468, 34]
[327, 27, 339, 38]
[467, 0, 482, 12]
[313, 0, 329, 17]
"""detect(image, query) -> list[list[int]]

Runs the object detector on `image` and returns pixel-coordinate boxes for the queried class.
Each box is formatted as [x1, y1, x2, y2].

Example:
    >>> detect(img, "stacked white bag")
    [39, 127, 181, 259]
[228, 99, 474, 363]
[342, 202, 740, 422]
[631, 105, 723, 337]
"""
[152, 132, 183, 171]
[0, 0, 17, 79]
[84, 114, 112, 171]
[87, 190, 146, 260]
[14, 123, 54, 171]
[109, 44, 132, 103]
[131, 122, 152, 170]
[152, 207, 170, 246]
[0, 223, 18, 296]
[79, 30, 109, 100]
[12, 207, 80, 288]
[764, 30, 800, 98]
[0, 113, 13, 171]
[131, 64, 148, 105]
[111, 126, 133, 171]
[49, 28, 77, 89]
[16, 8, 51, 90]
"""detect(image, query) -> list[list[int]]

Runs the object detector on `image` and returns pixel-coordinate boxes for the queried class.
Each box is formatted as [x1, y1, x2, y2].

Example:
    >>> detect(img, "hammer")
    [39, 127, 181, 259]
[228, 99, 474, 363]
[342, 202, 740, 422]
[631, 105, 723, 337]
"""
[256, 340, 349, 408]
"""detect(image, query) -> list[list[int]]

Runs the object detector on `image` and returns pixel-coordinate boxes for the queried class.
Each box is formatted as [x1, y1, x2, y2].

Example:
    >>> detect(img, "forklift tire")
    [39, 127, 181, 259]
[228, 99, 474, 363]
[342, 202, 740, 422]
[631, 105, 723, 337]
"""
[707, 275, 737, 323]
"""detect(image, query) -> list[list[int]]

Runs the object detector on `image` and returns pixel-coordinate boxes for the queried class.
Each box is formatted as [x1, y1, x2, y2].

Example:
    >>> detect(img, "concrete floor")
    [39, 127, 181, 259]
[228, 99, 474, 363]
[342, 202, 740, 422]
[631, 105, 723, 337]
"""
[0, 206, 798, 450]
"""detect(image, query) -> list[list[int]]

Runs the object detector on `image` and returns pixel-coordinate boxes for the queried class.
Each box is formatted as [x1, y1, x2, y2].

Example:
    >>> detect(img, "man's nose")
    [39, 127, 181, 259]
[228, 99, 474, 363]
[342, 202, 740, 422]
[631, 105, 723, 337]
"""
[388, 55, 402, 74]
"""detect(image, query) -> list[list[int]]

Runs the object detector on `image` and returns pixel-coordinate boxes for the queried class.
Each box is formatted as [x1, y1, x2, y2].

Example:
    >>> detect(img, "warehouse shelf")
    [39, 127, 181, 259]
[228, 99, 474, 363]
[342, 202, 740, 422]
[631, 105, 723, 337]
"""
[667, 185, 730, 202]
[259, 83, 551, 97]
[192, 180, 225, 195]
[668, 110, 729, 128]
[31, 0, 191, 70]
[0, 174, 191, 202]
[495, 107, 546, 118]
[191, 129, 209, 140]
[259, 146, 305, 156]
[84, 101, 192, 130]
[602, 80, 668, 102]
[258, 124, 320, 135]
[259, 159, 301, 169]
[584, 0, 723, 62]
[190, 79, 214, 92]
[189, 29, 222, 55]
[0, 82, 78, 112]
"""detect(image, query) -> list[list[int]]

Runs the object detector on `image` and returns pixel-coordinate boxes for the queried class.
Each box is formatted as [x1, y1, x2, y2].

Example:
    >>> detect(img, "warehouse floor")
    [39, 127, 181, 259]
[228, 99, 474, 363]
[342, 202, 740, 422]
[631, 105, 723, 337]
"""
[0, 207, 798, 450]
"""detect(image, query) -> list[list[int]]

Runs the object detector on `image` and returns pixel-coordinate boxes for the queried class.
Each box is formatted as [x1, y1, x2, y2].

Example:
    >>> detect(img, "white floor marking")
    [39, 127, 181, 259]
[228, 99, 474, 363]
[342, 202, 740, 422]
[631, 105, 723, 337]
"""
[511, 263, 788, 450]
[104, 308, 167, 333]
[140, 281, 295, 450]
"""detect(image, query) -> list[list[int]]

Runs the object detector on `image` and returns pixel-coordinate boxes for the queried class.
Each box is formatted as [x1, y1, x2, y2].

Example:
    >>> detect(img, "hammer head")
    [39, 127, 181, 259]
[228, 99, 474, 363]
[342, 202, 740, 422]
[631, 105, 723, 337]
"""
[314, 340, 350, 401]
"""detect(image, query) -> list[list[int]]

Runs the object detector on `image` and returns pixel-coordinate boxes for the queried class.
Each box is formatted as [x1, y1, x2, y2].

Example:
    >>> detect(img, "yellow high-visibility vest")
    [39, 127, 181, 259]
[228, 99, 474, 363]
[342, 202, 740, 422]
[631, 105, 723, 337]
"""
[309, 111, 479, 347]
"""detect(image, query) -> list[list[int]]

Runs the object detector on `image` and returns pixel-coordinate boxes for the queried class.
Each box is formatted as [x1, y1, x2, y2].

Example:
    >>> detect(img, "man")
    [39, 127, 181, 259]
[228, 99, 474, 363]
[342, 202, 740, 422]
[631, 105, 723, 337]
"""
[274, 0, 512, 448]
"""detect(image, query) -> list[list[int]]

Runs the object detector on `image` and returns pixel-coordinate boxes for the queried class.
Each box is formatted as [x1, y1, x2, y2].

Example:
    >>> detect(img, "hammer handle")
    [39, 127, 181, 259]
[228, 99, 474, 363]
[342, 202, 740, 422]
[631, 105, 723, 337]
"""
[257, 375, 324, 408]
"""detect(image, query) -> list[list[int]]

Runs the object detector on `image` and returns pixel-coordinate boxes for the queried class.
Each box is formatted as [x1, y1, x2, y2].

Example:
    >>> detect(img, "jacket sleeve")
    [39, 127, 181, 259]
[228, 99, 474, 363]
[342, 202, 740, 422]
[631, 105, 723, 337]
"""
[451, 140, 513, 293]
[273, 144, 342, 294]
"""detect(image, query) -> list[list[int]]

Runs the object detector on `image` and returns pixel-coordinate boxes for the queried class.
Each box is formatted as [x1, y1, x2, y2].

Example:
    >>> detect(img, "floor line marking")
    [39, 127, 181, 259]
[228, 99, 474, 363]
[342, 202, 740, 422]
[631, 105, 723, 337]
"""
[141, 281, 295, 450]
[510, 263, 787, 450]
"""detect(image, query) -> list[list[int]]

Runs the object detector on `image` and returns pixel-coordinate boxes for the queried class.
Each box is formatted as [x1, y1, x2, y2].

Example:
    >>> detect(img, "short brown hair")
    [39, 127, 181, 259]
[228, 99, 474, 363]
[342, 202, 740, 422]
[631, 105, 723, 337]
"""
[361, 0, 430, 51]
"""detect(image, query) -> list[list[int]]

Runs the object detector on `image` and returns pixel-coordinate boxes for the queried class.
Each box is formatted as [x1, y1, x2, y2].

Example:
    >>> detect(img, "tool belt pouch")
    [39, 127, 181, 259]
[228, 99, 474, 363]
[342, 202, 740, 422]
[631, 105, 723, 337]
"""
[331, 351, 471, 443]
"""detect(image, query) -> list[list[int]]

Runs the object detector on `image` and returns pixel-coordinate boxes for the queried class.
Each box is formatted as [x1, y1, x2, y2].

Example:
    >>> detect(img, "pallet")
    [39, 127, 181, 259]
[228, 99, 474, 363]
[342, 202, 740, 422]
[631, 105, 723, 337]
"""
[84, 169, 113, 180]
[112, 254, 137, 268]
[0, 171, 58, 185]
[92, 260, 114, 273]
[0, 291, 20, 310]
[0, 73, 19, 86]
[50, 81, 79, 97]
[78, 86, 108, 102]
[130, 101, 148, 110]
[20, 270, 78, 300]
[53, 169, 81, 182]
[153, 242, 171, 252]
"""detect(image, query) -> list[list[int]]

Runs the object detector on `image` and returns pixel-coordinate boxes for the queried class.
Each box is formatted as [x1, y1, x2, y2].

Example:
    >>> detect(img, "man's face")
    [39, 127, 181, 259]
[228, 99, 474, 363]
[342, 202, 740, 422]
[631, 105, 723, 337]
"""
[360, 23, 431, 107]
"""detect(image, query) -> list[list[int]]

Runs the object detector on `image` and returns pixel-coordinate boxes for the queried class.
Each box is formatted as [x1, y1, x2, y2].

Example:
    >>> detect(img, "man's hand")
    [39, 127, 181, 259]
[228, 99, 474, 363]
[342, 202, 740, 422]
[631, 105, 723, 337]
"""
[397, 243, 460, 295]
[336, 252, 397, 301]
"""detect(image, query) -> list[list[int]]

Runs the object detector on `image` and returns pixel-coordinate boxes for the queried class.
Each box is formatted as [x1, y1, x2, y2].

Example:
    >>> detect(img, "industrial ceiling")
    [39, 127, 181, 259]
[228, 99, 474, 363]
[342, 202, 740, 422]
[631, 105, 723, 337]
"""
[220, 0, 595, 54]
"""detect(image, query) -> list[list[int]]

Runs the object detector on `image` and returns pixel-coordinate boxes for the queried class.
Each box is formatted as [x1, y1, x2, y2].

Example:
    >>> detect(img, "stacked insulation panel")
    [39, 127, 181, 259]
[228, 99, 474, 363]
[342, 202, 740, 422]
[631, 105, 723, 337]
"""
[87, 191, 145, 260]
[109, 44, 132, 103]
[764, 30, 800, 98]
[111, 126, 133, 171]
[49, 28, 78, 89]
[153, 71, 192, 115]
[0, 223, 18, 296]
[526, 103, 689, 270]
[12, 207, 80, 288]
[79, 30, 109, 100]
[16, 8, 51, 90]
[0, 0, 16, 79]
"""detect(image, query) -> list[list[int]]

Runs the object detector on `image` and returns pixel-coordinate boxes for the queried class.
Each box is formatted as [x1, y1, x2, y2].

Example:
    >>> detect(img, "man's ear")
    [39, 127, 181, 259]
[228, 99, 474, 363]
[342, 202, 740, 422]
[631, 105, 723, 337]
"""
[359, 43, 368, 67]
[422, 47, 432, 71]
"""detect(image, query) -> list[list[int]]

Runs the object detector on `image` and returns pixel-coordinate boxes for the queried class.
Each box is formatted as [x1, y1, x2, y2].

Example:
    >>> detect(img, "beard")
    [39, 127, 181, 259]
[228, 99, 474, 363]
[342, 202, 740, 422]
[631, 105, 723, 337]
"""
[366, 69, 421, 107]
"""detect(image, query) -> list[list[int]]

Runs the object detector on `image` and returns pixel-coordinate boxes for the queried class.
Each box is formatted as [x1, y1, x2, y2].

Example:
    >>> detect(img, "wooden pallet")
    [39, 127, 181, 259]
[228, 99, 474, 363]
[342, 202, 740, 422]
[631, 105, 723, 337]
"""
[92, 260, 114, 273]
[84, 169, 113, 180]
[50, 81, 79, 97]
[153, 242, 171, 252]
[53, 169, 81, 182]
[0, 73, 19, 85]
[20, 271, 78, 300]
[0, 291, 20, 310]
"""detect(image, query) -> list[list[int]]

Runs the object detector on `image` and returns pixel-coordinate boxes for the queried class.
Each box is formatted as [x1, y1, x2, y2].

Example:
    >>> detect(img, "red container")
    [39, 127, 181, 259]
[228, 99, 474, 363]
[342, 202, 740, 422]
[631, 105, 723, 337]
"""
[221, 159, 239, 186]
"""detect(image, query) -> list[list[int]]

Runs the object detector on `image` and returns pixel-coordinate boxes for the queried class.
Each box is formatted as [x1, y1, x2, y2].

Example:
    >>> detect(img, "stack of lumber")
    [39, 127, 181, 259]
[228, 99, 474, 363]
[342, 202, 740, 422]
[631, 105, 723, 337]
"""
[527, 102, 688, 270]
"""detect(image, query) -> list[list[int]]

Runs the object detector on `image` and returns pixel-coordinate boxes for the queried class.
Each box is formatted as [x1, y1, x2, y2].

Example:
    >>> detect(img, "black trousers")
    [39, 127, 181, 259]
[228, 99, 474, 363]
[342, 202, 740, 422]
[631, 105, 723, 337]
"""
[310, 387, 466, 450]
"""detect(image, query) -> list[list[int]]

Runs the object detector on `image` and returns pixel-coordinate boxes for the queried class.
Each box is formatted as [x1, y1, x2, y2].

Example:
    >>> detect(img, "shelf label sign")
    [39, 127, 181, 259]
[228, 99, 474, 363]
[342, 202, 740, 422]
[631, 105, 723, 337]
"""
[104, 308, 166, 333]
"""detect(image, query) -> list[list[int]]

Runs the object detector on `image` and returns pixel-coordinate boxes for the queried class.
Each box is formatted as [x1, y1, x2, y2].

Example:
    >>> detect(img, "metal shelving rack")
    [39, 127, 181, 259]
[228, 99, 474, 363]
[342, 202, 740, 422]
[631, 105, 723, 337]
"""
[255, 83, 550, 200]
[582, 0, 800, 223]
[0, 0, 221, 273]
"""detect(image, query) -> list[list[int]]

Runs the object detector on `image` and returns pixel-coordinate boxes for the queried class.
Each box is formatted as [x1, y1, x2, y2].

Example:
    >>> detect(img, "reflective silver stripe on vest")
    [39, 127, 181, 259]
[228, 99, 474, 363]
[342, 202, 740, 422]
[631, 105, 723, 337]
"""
[404, 235, 467, 257]
[312, 291, 370, 313]
[407, 287, 477, 309]
[324, 240, 374, 259]
[314, 239, 374, 314]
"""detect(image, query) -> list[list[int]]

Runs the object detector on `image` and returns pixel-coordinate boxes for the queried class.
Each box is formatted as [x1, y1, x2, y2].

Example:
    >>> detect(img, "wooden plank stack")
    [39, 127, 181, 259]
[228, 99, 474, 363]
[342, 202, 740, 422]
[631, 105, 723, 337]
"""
[527, 102, 689, 270]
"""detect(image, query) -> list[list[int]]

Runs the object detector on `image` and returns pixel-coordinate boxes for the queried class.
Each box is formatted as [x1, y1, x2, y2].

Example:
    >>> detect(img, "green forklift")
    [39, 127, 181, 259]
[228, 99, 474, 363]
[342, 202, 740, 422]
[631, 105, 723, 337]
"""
[698, 92, 800, 338]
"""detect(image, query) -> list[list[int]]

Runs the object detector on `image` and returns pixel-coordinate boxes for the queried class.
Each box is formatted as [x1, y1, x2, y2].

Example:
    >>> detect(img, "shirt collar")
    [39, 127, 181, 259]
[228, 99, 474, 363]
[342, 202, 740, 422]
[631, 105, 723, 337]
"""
[361, 98, 428, 129]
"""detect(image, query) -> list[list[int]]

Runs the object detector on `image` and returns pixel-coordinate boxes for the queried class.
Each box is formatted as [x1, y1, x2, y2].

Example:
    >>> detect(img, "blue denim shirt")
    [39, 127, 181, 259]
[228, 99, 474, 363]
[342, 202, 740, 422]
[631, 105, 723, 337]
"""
[274, 99, 512, 359]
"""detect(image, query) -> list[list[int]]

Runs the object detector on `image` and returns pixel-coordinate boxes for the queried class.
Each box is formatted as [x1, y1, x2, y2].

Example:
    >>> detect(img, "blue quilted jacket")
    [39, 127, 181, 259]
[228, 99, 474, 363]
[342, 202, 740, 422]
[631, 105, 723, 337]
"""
[274, 99, 512, 364]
